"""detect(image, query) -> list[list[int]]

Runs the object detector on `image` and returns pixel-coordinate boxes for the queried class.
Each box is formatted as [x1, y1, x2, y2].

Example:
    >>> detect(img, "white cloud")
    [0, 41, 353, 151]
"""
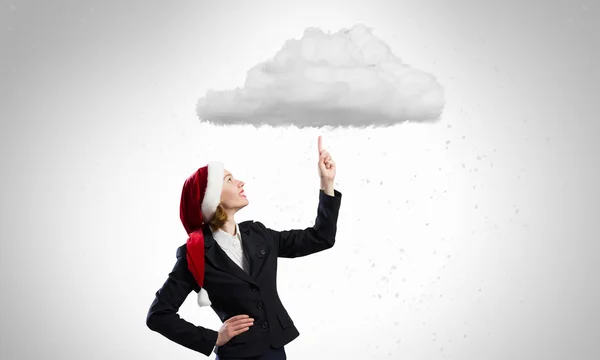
[196, 23, 445, 128]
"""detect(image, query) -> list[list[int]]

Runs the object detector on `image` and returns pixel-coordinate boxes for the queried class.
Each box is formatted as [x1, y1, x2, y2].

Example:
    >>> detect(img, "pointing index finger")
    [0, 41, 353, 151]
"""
[318, 135, 322, 154]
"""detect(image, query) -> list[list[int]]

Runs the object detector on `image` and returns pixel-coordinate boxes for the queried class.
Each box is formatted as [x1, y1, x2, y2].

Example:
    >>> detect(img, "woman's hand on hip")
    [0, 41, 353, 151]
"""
[216, 314, 254, 347]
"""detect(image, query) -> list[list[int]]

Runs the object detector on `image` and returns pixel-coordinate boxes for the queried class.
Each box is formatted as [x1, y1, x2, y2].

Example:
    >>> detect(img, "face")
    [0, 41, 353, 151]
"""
[219, 169, 249, 213]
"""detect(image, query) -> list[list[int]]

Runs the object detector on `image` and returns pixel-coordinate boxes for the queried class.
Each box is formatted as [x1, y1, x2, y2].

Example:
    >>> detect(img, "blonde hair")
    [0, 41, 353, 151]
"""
[208, 204, 228, 233]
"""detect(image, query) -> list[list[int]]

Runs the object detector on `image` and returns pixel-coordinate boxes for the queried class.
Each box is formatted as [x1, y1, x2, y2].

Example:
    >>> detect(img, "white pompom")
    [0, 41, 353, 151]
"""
[198, 288, 212, 307]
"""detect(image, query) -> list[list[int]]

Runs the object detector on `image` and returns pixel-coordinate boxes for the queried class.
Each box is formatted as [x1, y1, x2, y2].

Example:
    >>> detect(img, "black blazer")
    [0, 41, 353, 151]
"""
[146, 189, 342, 358]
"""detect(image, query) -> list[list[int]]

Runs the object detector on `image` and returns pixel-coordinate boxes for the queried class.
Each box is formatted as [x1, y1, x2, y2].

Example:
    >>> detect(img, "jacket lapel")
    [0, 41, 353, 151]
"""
[202, 223, 264, 285]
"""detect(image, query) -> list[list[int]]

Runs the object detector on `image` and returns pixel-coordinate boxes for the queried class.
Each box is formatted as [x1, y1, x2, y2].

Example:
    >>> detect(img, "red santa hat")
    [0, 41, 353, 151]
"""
[179, 161, 225, 308]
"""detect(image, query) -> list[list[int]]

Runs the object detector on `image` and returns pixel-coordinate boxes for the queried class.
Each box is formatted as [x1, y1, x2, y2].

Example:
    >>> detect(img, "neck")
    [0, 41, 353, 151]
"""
[220, 216, 237, 236]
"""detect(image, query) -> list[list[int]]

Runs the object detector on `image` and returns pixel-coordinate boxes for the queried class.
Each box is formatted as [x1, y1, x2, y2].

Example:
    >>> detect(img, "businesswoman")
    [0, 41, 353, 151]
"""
[146, 136, 342, 359]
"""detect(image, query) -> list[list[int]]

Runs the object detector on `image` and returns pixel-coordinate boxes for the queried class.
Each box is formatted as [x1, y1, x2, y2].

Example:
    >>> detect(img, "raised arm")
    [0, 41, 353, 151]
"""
[256, 188, 342, 258]
[146, 247, 218, 357]
[256, 135, 342, 257]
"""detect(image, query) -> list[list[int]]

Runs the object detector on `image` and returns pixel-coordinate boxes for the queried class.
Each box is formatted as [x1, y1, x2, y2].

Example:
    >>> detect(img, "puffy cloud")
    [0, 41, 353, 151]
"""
[196, 23, 445, 128]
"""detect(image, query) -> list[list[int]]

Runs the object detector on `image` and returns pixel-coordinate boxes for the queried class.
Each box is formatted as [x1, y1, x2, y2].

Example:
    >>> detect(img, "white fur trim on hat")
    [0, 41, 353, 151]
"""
[201, 161, 224, 224]
[198, 287, 212, 307]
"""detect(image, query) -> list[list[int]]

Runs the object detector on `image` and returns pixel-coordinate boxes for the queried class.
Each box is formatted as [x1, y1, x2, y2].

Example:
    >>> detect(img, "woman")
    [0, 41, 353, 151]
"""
[146, 136, 342, 359]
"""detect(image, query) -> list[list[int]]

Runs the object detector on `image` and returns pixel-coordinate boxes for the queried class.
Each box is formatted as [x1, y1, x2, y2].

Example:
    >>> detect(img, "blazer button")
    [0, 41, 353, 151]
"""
[261, 321, 268, 329]
[257, 302, 263, 310]
[251, 285, 258, 292]
[260, 249, 266, 255]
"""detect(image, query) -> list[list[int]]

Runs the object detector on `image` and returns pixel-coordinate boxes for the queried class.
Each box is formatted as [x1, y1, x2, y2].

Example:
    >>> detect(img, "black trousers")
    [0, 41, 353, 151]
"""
[215, 345, 286, 360]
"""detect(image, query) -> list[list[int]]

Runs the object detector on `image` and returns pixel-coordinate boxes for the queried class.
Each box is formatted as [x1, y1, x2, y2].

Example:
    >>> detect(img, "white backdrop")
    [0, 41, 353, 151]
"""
[1, 0, 598, 359]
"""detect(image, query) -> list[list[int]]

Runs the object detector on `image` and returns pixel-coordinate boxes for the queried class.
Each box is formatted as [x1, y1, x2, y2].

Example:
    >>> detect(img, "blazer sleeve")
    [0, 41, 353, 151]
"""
[146, 246, 218, 357]
[257, 189, 342, 258]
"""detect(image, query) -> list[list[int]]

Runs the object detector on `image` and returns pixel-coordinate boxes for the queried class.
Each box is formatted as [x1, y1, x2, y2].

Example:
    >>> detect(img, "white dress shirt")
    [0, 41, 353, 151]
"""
[211, 222, 249, 274]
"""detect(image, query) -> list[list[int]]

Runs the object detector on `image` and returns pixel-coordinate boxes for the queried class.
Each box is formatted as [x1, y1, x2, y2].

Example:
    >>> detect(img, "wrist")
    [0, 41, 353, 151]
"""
[320, 179, 333, 186]
[320, 180, 334, 196]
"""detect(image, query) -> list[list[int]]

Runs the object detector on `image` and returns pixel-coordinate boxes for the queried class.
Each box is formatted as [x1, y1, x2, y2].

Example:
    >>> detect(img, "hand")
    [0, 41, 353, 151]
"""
[317, 135, 336, 182]
[216, 314, 254, 347]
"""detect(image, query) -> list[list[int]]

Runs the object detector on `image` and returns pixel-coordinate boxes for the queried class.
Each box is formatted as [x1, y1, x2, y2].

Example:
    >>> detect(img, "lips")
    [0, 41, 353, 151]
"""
[239, 190, 246, 197]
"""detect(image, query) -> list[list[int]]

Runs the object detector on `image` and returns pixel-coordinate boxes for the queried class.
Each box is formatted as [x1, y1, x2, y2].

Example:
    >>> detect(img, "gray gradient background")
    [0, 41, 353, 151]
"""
[1, 0, 599, 359]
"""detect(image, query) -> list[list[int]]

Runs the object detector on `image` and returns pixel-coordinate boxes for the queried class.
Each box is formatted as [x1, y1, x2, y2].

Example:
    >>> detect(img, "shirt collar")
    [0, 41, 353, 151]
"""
[211, 222, 241, 250]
